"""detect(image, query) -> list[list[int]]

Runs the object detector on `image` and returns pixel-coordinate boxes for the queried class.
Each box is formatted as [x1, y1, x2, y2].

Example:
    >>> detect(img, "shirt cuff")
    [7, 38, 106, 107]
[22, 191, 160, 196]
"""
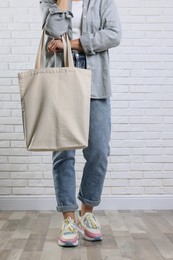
[49, 4, 73, 18]
[80, 32, 95, 55]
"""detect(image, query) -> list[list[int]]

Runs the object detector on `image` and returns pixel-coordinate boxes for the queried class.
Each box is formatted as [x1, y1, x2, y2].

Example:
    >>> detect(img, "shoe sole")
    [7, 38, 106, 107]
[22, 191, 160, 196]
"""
[77, 220, 103, 242]
[58, 242, 79, 247]
[58, 239, 79, 247]
[83, 234, 102, 241]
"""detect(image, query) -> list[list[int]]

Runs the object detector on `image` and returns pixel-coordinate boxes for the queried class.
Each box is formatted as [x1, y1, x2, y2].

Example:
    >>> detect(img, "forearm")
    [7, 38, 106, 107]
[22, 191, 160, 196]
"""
[47, 38, 84, 53]
[79, 0, 122, 55]
[80, 27, 122, 55]
[56, 0, 68, 11]
[70, 39, 84, 52]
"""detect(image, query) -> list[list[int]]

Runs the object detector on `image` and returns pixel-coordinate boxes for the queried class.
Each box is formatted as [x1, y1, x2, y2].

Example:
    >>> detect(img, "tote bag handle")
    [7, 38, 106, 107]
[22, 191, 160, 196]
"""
[61, 33, 74, 68]
[35, 29, 74, 69]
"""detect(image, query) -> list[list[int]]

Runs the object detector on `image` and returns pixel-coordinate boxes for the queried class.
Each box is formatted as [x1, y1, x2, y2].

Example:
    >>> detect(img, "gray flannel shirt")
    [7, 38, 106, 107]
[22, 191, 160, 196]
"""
[39, 0, 122, 98]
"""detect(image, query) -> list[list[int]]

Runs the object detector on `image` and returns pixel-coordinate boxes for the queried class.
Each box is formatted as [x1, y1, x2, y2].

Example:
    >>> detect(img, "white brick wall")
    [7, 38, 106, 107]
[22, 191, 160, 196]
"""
[0, 0, 173, 209]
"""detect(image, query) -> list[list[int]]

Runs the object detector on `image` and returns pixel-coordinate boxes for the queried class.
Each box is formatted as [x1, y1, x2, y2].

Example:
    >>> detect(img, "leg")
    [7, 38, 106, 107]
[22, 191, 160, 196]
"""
[52, 150, 79, 220]
[52, 52, 86, 221]
[78, 98, 111, 209]
[81, 202, 93, 216]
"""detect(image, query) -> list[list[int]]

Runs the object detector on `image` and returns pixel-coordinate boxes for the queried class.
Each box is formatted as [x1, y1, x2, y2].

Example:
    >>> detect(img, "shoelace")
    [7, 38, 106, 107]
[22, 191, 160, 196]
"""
[81, 213, 101, 229]
[59, 217, 79, 235]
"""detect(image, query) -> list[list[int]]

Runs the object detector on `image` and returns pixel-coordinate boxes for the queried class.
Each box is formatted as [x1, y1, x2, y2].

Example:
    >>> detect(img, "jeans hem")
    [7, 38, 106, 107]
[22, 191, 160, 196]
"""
[77, 193, 101, 207]
[56, 204, 79, 212]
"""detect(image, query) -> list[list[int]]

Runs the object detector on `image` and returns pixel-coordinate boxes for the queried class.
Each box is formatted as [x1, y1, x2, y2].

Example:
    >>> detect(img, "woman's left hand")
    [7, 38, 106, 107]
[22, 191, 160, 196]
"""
[47, 38, 64, 53]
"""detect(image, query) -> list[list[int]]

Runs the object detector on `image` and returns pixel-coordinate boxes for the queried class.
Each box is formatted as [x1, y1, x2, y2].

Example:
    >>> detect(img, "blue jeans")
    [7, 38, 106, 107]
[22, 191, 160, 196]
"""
[52, 51, 111, 212]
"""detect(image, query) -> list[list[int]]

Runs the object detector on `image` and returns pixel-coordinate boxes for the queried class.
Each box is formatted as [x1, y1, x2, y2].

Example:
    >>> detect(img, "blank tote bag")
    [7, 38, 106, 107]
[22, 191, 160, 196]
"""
[18, 30, 91, 151]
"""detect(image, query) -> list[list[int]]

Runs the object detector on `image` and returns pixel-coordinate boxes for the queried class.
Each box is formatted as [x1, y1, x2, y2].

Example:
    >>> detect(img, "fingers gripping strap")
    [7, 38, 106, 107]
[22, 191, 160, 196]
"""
[35, 30, 74, 69]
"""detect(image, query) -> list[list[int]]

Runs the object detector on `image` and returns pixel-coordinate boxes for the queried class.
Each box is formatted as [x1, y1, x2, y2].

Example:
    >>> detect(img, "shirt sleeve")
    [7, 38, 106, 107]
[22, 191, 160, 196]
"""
[39, 0, 73, 37]
[80, 0, 122, 55]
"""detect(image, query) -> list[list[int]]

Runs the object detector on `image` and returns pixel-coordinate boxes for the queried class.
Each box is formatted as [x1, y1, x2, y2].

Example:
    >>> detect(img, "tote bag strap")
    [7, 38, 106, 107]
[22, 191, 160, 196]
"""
[35, 29, 45, 69]
[35, 30, 74, 69]
[61, 34, 74, 68]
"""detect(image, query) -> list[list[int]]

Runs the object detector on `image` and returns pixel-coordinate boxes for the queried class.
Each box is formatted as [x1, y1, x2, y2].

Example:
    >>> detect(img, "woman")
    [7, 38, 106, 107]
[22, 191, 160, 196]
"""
[39, 0, 122, 247]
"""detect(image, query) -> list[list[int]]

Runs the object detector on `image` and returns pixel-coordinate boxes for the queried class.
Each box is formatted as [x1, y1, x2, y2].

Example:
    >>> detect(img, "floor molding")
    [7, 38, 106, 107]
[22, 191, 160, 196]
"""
[0, 196, 173, 210]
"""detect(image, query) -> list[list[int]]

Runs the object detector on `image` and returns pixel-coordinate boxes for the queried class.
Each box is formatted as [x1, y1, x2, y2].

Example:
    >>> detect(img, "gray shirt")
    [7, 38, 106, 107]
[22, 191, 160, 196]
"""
[39, 0, 122, 99]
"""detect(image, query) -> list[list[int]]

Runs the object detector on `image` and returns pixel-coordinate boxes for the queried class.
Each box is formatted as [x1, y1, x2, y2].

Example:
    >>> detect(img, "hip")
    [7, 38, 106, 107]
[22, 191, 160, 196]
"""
[71, 50, 86, 69]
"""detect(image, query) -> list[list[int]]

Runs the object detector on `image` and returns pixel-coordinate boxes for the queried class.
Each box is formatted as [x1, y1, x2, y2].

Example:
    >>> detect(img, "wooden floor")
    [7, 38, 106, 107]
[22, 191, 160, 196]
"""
[0, 210, 173, 260]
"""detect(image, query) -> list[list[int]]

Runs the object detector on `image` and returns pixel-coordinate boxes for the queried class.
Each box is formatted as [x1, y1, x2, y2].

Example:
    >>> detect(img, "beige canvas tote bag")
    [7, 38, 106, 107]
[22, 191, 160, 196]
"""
[18, 30, 91, 151]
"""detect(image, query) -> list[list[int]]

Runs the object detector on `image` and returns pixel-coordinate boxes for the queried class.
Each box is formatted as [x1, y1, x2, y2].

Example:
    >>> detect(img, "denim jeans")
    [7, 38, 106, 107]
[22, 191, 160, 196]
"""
[52, 51, 111, 212]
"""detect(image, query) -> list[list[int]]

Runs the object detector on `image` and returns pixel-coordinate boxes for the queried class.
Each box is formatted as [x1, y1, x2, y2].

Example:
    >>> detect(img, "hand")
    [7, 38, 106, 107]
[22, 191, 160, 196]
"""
[56, 0, 68, 11]
[70, 39, 84, 52]
[47, 38, 64, 53]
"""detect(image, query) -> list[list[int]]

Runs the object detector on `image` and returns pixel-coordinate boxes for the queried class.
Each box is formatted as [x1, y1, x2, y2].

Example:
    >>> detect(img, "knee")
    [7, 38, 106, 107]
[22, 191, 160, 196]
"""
[52, 150, 75, 169]
[83, 143, 110, 161]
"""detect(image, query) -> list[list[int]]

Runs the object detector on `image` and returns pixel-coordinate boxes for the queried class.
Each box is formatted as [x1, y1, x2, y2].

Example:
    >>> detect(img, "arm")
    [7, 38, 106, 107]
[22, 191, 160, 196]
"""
[70, 39, 84, 52]
[57, 0, 68, 11]
[80, 0, 122, 55]
[39, 0, 73, 37]
[47, 38, 84, 53]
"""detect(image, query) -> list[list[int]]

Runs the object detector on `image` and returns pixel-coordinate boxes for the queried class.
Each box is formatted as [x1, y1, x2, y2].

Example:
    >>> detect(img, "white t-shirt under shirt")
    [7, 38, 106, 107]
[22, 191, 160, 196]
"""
[72, 0, 83, 39]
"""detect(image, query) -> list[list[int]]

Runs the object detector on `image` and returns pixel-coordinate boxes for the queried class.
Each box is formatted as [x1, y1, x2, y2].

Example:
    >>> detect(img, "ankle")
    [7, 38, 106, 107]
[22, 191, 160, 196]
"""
[63, 211, 76, 222]
[80, 203, 93, 216]
[80, 210, 92, 217]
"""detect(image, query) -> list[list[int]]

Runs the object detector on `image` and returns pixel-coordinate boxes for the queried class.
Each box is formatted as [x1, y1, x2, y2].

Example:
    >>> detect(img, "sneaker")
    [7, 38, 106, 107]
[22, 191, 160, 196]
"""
[58, 216, 80, 247]
[76, 210, 103, 241]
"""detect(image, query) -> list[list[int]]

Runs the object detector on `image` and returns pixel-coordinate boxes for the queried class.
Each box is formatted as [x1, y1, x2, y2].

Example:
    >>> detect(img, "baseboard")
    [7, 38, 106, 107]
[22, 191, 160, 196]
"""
[0, 196, 173, 210]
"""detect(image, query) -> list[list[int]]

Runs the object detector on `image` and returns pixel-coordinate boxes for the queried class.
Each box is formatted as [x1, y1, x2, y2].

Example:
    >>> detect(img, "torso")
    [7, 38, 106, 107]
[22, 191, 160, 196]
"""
[71, 0, 83, 39]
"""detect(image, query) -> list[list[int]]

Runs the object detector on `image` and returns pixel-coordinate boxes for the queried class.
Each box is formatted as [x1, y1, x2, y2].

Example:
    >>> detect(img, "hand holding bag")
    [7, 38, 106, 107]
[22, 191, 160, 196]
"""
[18, 30, 91, 151]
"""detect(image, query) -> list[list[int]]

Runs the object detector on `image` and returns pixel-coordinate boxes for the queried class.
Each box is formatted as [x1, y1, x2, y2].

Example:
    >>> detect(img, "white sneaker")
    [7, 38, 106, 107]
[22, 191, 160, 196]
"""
[58, 216, 80, 247]
[76, 210, 103, 241]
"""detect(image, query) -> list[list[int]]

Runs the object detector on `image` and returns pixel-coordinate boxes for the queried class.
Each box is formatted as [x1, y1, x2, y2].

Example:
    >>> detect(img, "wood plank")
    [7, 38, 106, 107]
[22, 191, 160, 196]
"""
[141, 213, 173, 258]
[40, 241, 62, 260]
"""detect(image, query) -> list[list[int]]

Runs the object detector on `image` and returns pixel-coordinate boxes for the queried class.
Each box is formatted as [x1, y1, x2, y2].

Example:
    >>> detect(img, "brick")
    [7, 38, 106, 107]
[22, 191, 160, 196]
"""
[145, 187, 172, 194]
[10, 0, 37, 7]
[44, 188, 55, 195]
[0, 31, 11, 38]
[0, 39, 30, 47]
[12, 188, 44, 195]
[112, 187, 144, 194]
[10, 172, 43, 179]
[0, 164, 27, 171]
[12, 180, 27, 186]
[0, 125, 14, 132]
[0, 188, 11, 195]
[130, 8, 162, 15]
[0, 141, 10, 147]
[129, 179, 162, 186]
[144, 172, 163, 178]
[9, 156, 41, 164]
[132, 148, 163, 155]
[28, 180, 53, 187]
[10, 141, 26, 148]
[163, 8, 173, 15]
[131, 23, 163, 31]
[0, 172, 10, 179]
[145, 1, 173, 8]
[0, 156, 8, 163]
